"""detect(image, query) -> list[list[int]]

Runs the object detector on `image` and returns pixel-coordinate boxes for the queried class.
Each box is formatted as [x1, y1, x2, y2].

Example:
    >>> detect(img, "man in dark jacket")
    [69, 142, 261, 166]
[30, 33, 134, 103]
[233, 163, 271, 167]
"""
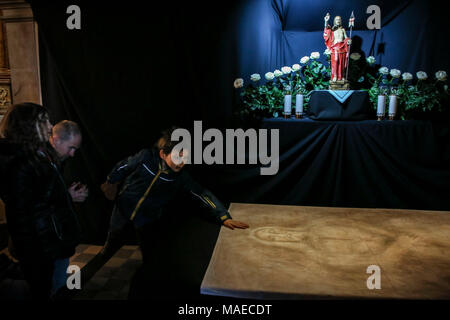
[0, 104, 82, 300]
[100, 127, 249, 259]
[48, 120, 88, 296]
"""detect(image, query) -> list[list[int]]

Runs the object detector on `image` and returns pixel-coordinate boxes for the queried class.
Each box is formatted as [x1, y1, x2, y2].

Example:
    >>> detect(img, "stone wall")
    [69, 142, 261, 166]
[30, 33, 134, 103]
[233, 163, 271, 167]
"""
[0, 0, 42, 247]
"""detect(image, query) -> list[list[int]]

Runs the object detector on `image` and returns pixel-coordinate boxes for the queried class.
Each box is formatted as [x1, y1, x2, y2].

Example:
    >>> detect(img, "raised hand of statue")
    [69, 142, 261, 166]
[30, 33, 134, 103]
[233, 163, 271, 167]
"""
[324, 13, 330, 28]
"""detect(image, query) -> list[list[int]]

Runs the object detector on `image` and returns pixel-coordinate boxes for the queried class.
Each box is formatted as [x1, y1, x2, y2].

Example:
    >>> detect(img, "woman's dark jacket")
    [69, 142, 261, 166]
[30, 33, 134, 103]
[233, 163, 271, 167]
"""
[0, 139, 80, 261]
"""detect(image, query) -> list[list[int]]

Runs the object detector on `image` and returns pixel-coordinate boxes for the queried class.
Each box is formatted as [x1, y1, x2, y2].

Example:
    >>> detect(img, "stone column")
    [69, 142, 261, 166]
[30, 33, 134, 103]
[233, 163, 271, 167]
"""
[0, 0, 42, 235]
[0, 4, 11, 118]
[0, 0, 42, 118]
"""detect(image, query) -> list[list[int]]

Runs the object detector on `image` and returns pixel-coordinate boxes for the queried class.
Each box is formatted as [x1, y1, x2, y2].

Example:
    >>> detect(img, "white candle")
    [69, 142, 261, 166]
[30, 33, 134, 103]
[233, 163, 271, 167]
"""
[284, 94, 292, 115]
[377, 95, 386, 115]
[295, 94, 304, 114]
[388, 95, 397, 115]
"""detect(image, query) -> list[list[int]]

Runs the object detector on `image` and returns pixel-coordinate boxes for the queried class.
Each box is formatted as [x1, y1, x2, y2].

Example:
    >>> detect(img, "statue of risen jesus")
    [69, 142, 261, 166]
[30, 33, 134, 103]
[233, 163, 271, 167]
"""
[323, 13, 352, 82]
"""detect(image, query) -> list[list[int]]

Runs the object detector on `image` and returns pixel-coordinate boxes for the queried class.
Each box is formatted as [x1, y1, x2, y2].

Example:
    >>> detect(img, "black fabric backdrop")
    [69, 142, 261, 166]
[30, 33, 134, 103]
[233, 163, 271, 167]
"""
[28, 0, 450, 300]
[29, 0, 450, 241]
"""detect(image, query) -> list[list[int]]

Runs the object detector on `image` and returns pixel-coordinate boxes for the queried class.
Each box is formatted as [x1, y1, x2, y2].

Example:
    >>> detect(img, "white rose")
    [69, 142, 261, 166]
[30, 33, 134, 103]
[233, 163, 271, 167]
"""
[435, 70, 447, 81]
[366, 56, 376, 65]
[265, 72, 275, 81]
[379, 67, 389, 75]
[292, 64, 301, 72]
[281, 66, 292, 74]
[402, 72, 413, 81]
[416, 71, 428, 80]
[274, 69, 283, 77]
[390, 69, 401, 78]
[233, 78, 244, 88]
[300, 56, 310, 64]
[310, 52, 320, 60]
[323, 49, 332, 56]
[250, 73, 261, 82]
[350, 53, 361, 61]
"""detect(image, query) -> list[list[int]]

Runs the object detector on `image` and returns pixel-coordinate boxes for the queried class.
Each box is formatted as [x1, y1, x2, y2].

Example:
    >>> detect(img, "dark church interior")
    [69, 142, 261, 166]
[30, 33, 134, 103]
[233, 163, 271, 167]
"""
[0, 0, 449, 315]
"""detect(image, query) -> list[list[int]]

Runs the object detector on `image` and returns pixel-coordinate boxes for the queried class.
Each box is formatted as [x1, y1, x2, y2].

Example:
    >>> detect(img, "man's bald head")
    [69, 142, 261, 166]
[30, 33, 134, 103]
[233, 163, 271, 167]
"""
[50, 120, 82, 161]
[52, 120, 81, 141]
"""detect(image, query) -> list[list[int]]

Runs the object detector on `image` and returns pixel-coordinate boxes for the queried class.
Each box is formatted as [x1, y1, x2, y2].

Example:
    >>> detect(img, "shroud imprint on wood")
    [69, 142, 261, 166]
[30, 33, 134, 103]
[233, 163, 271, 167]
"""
[201, 203, 450, 299]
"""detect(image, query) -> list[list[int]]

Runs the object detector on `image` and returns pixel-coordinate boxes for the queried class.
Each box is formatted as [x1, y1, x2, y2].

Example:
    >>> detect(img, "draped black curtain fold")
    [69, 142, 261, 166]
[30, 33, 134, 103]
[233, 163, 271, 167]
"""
[200, 120, 450, 211]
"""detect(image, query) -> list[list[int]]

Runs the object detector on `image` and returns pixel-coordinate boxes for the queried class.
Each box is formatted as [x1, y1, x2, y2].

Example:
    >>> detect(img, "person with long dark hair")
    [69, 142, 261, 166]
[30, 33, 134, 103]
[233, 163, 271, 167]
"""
[0, 103, 82, 300]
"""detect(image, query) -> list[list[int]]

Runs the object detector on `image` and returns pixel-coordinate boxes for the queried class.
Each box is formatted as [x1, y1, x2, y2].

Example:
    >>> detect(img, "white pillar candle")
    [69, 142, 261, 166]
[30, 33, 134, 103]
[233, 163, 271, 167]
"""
[284, 94, 292, 115]
[377, 95, 386, 115]
[295, 94, 304, 114]
[388, 95, 397, 116]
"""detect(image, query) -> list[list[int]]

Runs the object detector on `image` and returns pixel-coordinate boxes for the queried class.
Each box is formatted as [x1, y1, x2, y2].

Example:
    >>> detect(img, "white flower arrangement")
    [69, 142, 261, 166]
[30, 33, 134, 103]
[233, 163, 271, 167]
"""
[250, 73, 261, 82]
[350, 53, 361, 61]
[281, 66, 292, 74]
[300, 56, 310, 64]
[390, 69, 401, 78]
[435, 70, 447, 81]
[274, 69, 283, 77]
[379, 67, 389, 75]
[402, 72, 413, 81]
[234, 45, 449, 120]
[310, 52, 320, 60]
[292, 64, 301, 72]
[416, 71, 428, 80]
[265, 72, 275, 81]
[233, 78, 244, 88]
[366, 56, 376, 65]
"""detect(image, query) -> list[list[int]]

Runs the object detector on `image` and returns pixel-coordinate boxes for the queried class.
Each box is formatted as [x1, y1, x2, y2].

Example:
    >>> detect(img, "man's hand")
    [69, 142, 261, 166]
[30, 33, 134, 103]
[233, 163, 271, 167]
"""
[101, 181, 118, 201]
[223, 219, 250, 230]
[68, 182, 89, 203]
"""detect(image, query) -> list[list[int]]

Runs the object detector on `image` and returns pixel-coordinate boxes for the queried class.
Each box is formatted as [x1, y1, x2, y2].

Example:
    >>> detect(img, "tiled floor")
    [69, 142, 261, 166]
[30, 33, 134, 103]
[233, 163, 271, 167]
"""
[0, 243, 142, 300]
[70, 245, 142, 300]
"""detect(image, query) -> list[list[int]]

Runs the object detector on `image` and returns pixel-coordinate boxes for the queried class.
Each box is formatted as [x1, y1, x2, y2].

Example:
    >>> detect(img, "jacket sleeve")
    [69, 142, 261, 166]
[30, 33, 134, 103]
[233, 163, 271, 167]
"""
[107, 149, 150, 184]
[181, 171, 232, 225]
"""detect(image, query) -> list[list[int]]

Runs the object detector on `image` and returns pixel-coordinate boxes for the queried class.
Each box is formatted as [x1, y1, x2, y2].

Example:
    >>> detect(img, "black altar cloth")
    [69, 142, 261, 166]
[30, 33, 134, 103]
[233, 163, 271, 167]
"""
[212, 119, 450, 212]
[307, 90, 375, 121]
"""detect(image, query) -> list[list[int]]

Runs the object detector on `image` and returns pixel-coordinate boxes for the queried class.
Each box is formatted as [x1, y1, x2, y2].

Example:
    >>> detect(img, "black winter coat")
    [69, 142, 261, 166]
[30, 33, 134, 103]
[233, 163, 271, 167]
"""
[107, 148, 232, 227]
[0, 139, 80, 261]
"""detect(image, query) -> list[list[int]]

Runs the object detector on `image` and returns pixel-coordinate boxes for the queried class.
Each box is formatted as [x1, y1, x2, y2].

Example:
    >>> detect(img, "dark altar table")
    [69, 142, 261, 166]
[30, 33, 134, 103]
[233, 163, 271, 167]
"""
[211, 118, 450, 211]
[307, 90, 375, 120]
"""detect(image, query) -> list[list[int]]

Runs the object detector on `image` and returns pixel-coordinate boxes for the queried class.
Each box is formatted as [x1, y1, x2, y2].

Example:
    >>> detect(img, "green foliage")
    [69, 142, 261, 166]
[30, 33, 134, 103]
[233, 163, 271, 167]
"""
[235, 52, 449, 120]
[236, 55, 331, 118]
[302, 59, 330, 91]
[367, 71, 449, 120]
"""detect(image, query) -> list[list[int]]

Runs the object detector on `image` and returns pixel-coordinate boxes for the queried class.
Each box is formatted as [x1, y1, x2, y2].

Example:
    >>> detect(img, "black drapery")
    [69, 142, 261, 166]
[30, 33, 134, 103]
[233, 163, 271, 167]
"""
[236, 0, 450, 84]
[203, 120, 450, 211]
[30, 0, 450, 244]
[31, 0, 243, 240]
